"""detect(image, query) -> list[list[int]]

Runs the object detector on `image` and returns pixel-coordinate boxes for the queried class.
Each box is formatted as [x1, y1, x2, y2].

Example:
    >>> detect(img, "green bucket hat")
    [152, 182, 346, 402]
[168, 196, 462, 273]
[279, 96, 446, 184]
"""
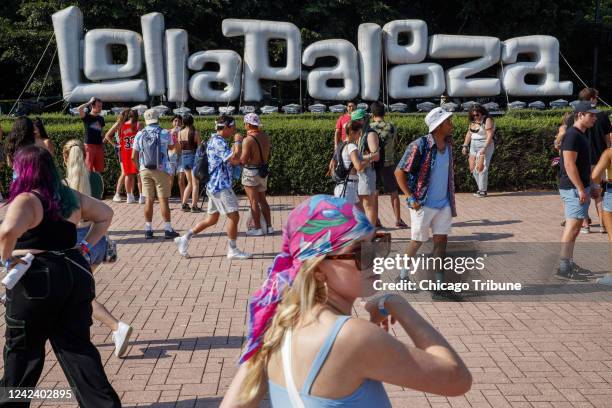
[351, 108, 367, 121]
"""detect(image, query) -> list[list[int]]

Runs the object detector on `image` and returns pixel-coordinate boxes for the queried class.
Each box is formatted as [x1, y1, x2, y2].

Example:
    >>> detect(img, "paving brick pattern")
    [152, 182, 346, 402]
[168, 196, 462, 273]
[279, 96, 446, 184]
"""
[1, 192, 611, 407]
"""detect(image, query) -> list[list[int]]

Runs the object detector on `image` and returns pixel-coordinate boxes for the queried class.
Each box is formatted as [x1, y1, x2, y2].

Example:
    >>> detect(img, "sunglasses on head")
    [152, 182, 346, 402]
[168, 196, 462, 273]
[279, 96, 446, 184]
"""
[326, 232, 391, 270]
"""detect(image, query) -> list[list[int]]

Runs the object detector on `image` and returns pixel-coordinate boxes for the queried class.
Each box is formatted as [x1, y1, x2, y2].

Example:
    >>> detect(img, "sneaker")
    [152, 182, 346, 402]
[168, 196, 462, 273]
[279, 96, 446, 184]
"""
[478, 191, 488, 197]
[126, 194, 136, 204]
[395, 219, 408, 229]
[572, 263, 593, 277]
[596, 275, 612, 286]
[555, 267, 589, 281]
[112, 194, 122, 202]
[227, 247, 252, 259]
[432, 290, 463, 302]
[580, 226, 590, 234]
[174, 236, 190, 257]
[112, 322, 133, 358]
[164, 229, 179, 239]
[266, 226, 275, 235]
[246, 228, 264, 237]
[145, 230, 154, 239]
[181, 203, 191, 212]
[138, 195, 146, 204]
[190, 206, 203, 213]
[473, 191, 481, 197]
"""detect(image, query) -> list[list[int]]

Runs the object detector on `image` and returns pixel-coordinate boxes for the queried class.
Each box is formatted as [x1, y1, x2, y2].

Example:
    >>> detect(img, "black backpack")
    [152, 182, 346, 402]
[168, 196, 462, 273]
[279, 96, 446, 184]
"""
[360, 128, 385, 171]
[193, 141, 210, 185]
[332, 142, 354, 183]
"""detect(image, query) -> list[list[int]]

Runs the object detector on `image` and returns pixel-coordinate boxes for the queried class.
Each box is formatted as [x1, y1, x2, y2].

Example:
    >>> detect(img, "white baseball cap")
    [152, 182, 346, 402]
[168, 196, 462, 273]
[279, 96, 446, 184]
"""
[144, 109, 159, 125]
[425, 107, 453, 133]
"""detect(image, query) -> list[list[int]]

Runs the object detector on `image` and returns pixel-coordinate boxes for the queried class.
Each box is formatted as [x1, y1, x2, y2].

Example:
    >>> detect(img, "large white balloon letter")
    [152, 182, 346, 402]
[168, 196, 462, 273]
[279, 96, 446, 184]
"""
[501, 36, 572, 96]
[52, 6, 147, 102]
[428, 35, 501, 97]
[302, 40, 359, 100]
[383, 20, 428, 64]
[83, 29, 143, 80]
[189, 50, 242, 102]
[141, 12, 166, 96]
[222, 19, 301, 101]
[388, 63, 445, 98]
[166, 29, 189, 103]
[358, 23, 381, 101]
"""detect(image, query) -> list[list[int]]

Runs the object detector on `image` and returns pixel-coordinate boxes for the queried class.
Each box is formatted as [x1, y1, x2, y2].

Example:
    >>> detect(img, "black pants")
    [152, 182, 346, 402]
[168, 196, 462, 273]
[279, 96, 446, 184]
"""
[0, 250, 121, 407]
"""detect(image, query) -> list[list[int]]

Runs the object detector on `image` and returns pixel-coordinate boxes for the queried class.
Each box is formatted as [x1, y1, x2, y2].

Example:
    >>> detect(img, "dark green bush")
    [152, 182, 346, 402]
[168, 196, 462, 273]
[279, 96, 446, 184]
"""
[2, 110, 608, 196]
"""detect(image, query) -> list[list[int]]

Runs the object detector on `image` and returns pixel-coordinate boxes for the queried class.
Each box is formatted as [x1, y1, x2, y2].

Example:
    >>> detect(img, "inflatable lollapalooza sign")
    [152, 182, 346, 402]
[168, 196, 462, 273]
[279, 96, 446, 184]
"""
[52, 6, 573, 103]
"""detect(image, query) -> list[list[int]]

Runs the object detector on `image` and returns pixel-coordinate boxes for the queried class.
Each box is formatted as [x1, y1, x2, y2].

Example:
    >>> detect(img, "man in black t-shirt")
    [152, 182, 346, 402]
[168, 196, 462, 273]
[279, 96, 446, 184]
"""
[78, 97, 106, 172]
[560, 87, 612, 233]
[557, 101, 599, 280]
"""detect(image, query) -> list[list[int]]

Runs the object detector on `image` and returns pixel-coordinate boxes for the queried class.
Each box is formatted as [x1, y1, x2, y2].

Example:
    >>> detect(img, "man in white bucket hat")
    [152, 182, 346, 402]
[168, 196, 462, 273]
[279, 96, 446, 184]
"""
[395, 107, 462, 301]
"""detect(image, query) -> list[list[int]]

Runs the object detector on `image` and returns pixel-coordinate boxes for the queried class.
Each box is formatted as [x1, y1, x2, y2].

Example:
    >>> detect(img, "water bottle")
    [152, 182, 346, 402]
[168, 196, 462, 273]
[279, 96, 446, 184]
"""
[2, 253, 34, 290]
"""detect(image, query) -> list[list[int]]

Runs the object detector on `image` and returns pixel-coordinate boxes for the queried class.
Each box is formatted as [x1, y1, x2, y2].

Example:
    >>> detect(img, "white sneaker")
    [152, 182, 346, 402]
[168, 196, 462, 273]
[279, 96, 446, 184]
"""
[174, 236, 190, 257]
[227, 247, 252, 259]
[112, 194, 122, 202]
[138, 195, 146, 204]
[112, 322, 133, 358]
[246, 228, 264, 237]
[126, 194, 136, 204]
[266, 226, 275, 235]
[597, 275, 612, 286]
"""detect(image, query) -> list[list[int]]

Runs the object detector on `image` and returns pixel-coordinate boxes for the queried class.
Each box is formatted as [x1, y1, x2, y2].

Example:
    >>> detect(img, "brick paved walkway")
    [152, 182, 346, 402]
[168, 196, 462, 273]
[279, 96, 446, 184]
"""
[1, 192, 611, 407]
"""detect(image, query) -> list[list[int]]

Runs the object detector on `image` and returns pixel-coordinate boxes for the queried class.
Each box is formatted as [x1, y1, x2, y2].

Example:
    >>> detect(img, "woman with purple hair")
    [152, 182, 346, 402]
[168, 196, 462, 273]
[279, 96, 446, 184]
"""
[0, 146, 121, 407]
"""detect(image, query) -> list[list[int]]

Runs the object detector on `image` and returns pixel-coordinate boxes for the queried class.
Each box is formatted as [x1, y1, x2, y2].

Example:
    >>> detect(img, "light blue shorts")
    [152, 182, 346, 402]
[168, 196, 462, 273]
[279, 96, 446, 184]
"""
[559, 187, 591, 220]
[179, 151, 195, 172]
[604, 190, 612, 213]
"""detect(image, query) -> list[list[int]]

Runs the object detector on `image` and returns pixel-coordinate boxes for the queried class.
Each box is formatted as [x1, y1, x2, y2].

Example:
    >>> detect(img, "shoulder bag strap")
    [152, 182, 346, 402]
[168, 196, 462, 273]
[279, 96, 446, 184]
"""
[248, 134, 267, 165]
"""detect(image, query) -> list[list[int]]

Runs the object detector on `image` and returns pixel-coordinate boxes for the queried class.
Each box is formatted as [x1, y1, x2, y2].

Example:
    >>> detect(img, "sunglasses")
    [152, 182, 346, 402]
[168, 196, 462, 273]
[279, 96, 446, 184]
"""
[326, 233, 391, 270]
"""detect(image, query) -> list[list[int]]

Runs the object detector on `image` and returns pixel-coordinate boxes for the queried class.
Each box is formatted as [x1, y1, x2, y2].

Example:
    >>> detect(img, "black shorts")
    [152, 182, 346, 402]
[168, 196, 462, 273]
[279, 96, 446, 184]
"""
[376, 165, 398, 194]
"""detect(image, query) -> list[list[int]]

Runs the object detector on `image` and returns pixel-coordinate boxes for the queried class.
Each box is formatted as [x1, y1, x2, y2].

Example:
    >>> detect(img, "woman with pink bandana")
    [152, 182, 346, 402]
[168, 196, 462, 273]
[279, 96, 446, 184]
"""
[221, 195, 471, 407]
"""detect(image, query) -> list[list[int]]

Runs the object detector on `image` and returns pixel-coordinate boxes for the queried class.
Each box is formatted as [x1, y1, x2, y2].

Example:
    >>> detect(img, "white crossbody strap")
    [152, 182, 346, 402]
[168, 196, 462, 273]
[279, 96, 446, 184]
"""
[281, 328, 306, 408]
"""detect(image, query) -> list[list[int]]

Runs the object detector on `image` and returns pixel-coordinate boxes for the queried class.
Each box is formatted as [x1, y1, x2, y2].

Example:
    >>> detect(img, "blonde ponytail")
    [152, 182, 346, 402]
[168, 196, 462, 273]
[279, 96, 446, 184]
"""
[63, 139, 92, 197]
[238, 256, 326, 404]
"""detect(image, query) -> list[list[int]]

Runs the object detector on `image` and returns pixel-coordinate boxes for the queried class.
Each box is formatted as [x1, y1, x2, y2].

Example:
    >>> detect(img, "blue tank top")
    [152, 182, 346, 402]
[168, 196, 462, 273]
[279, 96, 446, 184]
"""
[268, 315, 391, 408]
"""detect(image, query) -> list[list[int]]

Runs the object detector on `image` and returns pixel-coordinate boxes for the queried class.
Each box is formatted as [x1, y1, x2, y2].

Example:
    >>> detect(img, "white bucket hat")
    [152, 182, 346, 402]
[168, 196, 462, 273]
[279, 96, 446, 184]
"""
[424, 107, 453, 133]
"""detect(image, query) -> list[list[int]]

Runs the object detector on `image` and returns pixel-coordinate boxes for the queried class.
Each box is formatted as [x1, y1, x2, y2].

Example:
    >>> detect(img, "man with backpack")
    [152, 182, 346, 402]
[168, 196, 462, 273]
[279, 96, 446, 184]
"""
[174, 116, 252, 259]
[132, 109, 179, 240]
[370, 101, 407, 228]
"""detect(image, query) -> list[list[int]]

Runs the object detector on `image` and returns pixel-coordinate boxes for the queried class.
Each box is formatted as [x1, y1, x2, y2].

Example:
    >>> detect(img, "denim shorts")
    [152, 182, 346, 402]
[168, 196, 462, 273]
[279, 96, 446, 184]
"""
[77, 226, 107, 265]
[179, 151, 195, 172]
[559, 187, 591, 220]
[604, 190, 612, 213]
[168, 153, 180, 175]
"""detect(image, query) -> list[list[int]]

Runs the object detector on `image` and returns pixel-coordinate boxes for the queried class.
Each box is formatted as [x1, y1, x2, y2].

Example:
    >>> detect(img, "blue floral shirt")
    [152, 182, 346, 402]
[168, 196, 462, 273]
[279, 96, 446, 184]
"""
[206, 133, 234, 194]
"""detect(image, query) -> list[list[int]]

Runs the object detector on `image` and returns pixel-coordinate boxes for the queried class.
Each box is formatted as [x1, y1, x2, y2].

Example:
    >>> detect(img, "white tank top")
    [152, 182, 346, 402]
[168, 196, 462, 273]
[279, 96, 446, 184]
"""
[470, 117, 494, 141]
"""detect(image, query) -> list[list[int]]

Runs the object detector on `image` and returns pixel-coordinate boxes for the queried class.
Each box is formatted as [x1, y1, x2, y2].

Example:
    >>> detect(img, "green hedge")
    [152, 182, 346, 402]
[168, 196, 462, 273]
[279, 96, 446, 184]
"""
[1, 110, 608, 196]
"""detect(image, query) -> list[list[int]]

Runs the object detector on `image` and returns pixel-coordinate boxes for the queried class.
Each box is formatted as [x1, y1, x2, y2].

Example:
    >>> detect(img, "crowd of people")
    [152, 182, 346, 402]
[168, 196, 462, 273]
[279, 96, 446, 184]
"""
[0, 86, 610, 406]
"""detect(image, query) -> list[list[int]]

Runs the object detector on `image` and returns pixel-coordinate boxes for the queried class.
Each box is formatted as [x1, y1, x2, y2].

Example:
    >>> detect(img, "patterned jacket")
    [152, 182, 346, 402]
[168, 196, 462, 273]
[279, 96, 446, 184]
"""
[397, 134, 457, 217]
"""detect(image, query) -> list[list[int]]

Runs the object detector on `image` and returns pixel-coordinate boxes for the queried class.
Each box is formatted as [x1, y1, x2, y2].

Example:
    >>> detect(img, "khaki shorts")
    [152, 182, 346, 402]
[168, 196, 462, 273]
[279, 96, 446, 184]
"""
[140, 168, 171, 199]
[207, 188, 240, 215]
[242, 167, 268, 192]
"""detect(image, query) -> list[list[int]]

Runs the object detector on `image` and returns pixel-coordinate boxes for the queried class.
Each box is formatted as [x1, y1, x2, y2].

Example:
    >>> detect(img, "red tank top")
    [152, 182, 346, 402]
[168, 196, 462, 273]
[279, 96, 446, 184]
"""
[119, 122, 138, 152]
